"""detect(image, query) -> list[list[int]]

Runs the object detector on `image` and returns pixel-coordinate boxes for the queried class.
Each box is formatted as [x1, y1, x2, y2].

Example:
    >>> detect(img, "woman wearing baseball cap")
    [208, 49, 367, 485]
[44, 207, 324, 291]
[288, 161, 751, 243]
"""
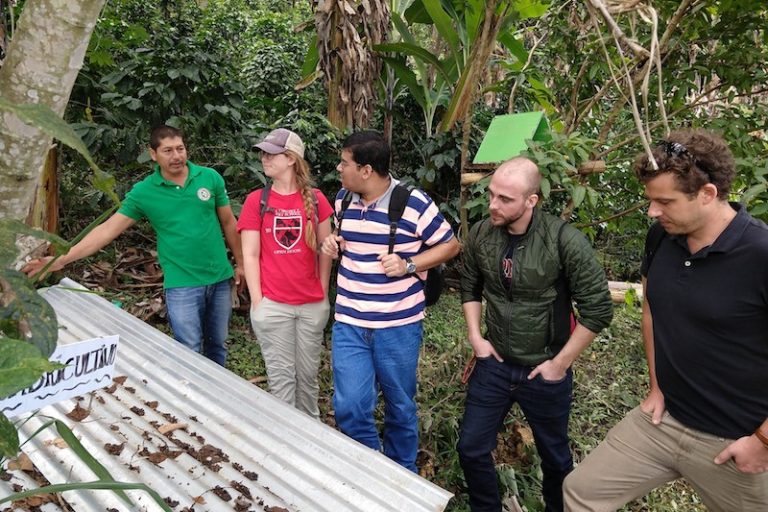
[237, 128, 333, 418]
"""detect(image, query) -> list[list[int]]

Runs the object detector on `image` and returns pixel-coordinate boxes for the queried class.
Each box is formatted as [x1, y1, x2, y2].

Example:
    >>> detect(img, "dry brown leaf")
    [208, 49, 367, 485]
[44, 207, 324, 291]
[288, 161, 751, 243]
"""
[44, 438, 69, 449]
[7, 453, 34, 471]
[149, 297, 163, 312]
[16, 494, 56, 507]
[143, 262, 162, 277]
[513, 423, 535, 447]
[66, 403, 90, 421]
[193, 495, 206, 504]
[157, 423, 188, 435]
[146, 452, 168, 464]
[313, 0, 389, 128]
[105, 442, 124, 455]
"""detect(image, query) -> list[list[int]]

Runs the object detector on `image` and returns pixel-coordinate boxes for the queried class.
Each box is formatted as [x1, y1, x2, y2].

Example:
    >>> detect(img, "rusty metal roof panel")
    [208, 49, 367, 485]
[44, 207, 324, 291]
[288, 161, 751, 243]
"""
[1, 279, 452, 511]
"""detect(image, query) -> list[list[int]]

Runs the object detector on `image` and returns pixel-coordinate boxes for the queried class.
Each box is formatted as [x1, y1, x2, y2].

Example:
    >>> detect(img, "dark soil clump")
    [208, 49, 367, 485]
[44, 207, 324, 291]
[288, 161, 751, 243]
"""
[212, 485, 232, 501]
[104, 442, 124, 455]
[230, 480, 252, 500]
[243, 470, 259, 481]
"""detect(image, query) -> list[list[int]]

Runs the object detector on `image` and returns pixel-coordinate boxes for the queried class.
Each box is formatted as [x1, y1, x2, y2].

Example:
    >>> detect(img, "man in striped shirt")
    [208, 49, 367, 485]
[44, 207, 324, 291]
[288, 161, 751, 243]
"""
[321, 131, 460, 472]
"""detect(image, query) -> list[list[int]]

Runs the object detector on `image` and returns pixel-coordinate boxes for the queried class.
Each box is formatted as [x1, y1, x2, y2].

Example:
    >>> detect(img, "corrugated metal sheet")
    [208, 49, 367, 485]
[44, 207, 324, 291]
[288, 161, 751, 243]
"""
[1, 278, 452, 511]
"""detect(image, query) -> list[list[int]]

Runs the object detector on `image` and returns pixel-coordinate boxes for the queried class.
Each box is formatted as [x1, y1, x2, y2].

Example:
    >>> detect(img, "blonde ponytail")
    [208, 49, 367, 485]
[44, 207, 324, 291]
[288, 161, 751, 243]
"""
[287, 150, 317, 251]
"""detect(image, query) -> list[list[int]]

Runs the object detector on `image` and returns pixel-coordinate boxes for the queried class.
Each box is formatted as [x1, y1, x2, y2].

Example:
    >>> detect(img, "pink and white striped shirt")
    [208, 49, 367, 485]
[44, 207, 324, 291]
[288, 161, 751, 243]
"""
[333, 178, 455, 328]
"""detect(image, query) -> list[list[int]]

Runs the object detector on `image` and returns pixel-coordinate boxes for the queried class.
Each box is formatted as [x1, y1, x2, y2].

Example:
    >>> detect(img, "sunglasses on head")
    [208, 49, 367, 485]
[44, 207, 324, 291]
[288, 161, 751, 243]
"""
[656, 140, 714, 182]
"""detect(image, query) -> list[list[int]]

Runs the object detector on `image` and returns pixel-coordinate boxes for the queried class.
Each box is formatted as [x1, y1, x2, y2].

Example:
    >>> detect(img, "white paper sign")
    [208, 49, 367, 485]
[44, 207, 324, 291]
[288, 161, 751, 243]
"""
[0, 335, 119, 418]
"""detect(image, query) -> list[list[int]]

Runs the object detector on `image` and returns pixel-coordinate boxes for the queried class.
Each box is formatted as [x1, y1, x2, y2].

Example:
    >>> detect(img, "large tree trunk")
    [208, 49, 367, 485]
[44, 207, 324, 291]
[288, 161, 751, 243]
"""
[26, 147, 60, 233]
[0, 0, 105, 222]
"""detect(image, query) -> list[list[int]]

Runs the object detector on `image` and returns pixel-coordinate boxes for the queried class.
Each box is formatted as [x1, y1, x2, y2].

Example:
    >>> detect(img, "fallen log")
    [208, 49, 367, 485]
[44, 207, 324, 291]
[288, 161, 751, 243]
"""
[608, 281, 643, 303]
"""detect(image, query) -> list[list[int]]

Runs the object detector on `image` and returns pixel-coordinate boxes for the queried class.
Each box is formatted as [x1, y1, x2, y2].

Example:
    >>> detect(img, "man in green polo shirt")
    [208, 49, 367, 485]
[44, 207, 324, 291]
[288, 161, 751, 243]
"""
[24, 125, 243, 366]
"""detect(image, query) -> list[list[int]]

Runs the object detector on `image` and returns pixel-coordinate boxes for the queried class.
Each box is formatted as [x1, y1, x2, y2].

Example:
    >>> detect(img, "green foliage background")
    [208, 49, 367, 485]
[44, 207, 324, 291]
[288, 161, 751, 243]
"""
[55, 0, 768, 273]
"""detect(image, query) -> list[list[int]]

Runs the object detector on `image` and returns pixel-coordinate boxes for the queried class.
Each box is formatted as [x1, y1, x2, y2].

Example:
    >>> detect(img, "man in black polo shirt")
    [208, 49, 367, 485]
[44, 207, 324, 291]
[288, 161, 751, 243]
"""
[563, 129, 768, 510]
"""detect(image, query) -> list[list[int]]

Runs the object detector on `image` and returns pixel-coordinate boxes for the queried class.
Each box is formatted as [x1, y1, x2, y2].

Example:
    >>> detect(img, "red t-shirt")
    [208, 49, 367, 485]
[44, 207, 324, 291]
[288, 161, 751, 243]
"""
[238, 188, 333, 305]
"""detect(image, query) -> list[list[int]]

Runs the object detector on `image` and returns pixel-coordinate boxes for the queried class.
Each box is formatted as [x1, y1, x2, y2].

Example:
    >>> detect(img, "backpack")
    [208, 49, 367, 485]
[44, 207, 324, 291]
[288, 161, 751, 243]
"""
[336, 184, 444, 307]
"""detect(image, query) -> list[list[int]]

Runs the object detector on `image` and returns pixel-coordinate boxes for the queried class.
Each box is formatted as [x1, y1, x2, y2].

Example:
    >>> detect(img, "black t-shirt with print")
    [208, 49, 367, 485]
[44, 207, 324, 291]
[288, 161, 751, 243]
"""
[502, 234, 524, 291]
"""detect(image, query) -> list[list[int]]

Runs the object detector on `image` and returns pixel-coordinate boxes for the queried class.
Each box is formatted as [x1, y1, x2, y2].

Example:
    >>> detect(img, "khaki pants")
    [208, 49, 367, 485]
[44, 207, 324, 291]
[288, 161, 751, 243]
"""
[563, 407, 768, 512]
[250, 297, 330, 418]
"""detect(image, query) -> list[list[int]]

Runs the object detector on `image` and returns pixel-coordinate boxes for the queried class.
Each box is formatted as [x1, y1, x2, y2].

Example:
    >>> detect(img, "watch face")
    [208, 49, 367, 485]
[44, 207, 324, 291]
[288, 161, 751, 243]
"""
[406, 259, 417, 273]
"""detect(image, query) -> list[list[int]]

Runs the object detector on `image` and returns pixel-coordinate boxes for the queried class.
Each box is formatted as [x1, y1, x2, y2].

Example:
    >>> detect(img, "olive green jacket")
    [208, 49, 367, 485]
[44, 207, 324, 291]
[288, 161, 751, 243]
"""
[461, 208, 613, 365]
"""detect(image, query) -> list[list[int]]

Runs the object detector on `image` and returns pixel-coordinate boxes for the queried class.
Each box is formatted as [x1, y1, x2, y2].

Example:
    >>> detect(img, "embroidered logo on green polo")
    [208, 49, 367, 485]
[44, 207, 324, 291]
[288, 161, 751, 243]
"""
[197, 188, 212, 201]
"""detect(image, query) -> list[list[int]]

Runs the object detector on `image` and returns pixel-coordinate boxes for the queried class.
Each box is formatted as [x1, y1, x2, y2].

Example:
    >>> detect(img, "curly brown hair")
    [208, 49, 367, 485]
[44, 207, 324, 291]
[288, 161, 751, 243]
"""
[633, 129, 735, 199]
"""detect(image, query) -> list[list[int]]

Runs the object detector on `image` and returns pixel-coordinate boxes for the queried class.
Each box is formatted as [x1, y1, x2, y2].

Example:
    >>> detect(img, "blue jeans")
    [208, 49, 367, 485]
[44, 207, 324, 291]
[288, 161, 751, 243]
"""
[165, 279, 231, 366]
[458, 357, 573, 512]
[331, 321, 423, 472]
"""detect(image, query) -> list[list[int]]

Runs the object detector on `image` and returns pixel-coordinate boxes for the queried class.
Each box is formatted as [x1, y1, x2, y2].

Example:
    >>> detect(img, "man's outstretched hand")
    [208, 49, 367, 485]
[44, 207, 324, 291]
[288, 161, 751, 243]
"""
[22, 256, 61, 279]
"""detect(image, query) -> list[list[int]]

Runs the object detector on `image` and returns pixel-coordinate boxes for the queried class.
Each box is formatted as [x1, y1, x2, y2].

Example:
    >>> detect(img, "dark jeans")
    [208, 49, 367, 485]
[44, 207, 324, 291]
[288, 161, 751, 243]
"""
[457, 357, 574, 512]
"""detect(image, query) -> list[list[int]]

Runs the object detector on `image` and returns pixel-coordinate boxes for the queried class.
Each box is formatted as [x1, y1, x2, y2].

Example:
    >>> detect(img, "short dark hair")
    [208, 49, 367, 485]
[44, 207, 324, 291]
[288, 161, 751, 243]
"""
[633, 129, 735, 199]
[342, 131, 390, 176]
[149, 125, 184, 150]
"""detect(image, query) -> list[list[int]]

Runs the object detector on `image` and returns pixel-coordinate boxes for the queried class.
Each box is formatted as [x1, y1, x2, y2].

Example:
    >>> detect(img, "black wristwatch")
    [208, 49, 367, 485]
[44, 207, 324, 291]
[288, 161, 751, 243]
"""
[405, 257, 417, 274]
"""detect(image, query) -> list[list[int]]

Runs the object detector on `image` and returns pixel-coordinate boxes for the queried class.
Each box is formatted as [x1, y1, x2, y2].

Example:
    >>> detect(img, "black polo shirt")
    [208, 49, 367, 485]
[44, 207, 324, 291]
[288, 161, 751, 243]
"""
[641, 204, 768, 438]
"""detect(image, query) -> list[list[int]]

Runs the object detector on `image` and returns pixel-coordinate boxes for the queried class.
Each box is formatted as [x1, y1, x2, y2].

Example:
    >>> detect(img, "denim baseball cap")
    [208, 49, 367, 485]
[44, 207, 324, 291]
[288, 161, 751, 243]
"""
[253, 128, 305, 159]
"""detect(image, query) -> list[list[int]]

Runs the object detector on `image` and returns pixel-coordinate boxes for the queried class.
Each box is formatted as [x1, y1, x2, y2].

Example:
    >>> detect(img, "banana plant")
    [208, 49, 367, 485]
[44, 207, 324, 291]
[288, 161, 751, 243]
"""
[376, 8, 454, 137]
[374, 0, 550, 136]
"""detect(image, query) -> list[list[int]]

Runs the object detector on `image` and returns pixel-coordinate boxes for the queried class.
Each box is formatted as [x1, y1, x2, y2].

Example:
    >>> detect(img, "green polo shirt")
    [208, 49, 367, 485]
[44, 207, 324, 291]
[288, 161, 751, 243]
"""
[118, 161, 234, 288]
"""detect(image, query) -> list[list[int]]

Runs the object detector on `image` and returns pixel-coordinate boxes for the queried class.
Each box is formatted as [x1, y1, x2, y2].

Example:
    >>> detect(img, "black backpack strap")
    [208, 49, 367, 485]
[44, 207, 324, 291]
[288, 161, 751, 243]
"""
[259, 182, 273, 229]
[388, 185, 429, 286]
[387, 184, 411, 254]
[643, 221, 667, 274]
[336, 189, 354, 234]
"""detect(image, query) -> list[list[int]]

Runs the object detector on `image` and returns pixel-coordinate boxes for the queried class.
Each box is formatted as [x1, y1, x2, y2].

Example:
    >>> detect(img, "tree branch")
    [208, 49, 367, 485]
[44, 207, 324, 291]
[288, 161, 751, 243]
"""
[659, 0, 698, 49]
[593, 81, 750, 159]
[508, 32, 543, 112]
[586, 0, 650, 58]
[564, 59, 591, 133]
[576, 201, 648, 229]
